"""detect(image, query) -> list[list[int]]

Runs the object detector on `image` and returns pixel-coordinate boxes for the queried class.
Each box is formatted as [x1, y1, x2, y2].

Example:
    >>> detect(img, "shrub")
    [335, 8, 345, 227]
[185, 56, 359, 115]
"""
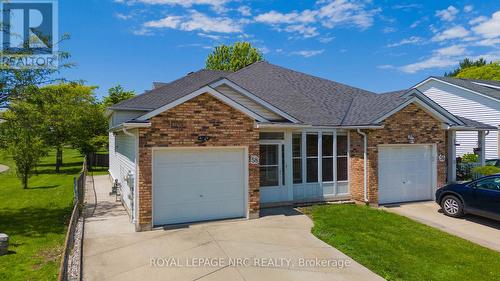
[461, 153, 479, 163]
[472, 166, 500, 176]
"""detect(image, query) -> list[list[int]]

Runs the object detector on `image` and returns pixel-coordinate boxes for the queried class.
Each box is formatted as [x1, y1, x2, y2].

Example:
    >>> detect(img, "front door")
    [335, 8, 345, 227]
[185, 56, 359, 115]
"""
[259, 142, 287, 203]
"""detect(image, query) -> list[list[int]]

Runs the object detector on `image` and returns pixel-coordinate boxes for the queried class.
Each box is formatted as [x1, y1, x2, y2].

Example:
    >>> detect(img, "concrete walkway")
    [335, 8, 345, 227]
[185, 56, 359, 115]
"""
[82, 175, 384, 281]
[0, 164, 9, 173]
[383, 201, 500, 251]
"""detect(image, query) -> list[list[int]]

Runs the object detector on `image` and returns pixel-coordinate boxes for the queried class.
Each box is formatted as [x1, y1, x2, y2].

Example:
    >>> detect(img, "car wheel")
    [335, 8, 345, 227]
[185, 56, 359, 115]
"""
[441, 195, 464, 217]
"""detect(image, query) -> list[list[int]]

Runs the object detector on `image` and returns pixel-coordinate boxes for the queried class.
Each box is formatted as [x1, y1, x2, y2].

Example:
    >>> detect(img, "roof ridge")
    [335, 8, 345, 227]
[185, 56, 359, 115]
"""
[260, 61, 377, 96]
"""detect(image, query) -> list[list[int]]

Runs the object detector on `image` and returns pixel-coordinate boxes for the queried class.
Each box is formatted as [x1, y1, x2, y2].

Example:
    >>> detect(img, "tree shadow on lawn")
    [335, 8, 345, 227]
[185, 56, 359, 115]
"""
[26, 185, 58, 190]
[0, 206, 72, 237]
[36, 161, 83, 168]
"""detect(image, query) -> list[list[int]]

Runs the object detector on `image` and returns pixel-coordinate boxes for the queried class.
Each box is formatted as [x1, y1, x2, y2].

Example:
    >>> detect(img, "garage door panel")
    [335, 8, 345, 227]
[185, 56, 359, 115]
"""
[379, 146, 433, 204]
[153, 148, 246, 226]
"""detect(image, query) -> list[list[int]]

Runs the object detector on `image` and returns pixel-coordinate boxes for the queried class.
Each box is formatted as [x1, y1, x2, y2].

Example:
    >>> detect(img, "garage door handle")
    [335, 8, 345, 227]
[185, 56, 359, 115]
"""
[402, 181, 406, 184]
[199, 195, 203, 198]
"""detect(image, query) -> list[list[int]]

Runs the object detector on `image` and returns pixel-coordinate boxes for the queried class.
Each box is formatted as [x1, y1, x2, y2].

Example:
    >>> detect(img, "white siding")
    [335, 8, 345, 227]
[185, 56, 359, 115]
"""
[215, 85, 285, 121]
[110, 110, 147, 128]
[418, 80, 500, 159]
[109, 130, 137, 215]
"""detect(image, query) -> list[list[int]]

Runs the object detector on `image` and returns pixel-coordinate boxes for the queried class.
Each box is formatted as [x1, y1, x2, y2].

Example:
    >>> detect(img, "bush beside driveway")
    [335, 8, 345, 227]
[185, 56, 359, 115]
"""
[305, 204, 500, 281]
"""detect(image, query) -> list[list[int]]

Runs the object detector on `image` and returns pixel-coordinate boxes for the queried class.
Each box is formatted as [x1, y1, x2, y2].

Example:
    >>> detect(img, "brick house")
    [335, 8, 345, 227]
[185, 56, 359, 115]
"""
[106, 62, 495, 231]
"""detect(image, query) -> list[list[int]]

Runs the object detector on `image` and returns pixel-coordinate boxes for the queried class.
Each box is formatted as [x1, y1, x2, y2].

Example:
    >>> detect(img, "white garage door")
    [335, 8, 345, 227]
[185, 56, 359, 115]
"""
[378, 145, 433, 204]
[153, 148, 246, 226]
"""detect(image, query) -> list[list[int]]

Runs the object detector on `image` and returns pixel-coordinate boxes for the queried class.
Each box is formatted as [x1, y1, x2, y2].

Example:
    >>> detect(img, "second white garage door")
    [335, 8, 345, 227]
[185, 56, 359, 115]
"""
[153, 148, 246, 226]
[378, 145, 434, 204]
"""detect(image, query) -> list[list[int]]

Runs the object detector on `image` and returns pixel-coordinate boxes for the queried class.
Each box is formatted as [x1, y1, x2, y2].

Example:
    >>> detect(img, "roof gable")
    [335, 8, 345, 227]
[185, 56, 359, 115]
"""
[136, 86, 268, 122]
[414, 77, 500, 102]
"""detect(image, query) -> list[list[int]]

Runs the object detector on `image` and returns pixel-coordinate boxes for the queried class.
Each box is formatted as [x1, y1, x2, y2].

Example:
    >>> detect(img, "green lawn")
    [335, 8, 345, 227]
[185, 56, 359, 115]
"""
[306, 204, 500, 281]
[0, 149, 84, 281]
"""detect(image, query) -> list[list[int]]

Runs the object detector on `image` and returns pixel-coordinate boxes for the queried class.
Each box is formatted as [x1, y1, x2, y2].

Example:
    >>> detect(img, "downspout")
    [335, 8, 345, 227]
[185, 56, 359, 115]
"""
[357, 129, 368, 203]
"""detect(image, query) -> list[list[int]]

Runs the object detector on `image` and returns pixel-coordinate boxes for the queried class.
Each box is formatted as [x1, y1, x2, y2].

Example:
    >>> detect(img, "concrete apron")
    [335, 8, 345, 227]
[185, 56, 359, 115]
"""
[83, 175, 384, 281]
[383, 201, 500, 252]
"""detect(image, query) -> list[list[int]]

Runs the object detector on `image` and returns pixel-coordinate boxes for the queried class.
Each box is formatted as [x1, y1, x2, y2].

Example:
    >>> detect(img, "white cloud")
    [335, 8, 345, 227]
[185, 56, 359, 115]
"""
[144, 15, 182, 28]
[463, 5, 473, 13]
[318, 36, 334, 43]
[475, 38, 500, 47]
[387, 36, 423, 47]
[258, 46, 270, 54]
[133, 0, 229, 7]
[284, 25, 319, 38]
[144, 11, 243, 33]
[290, 49, 324, 57]
[392, 4, 421, 11]
[435, 45, 466, 56]
[399, 45, 467, 73]
[400, 56, 457, 73]
[382, 27, 397, 33]
[410, 20, 420, 28]
[435, 6, 459, 21]
[237, 6, 252, 17]
[254, 10, 316, 24]
[318, 0, 380, 29]
[197, 32, 227, 40]
[432, 25, 470, 41]
[472, 11, 500, 38]
[469, 16, 488, 25]
[115, 13, 133, 20]
[253, 0, 379, 39]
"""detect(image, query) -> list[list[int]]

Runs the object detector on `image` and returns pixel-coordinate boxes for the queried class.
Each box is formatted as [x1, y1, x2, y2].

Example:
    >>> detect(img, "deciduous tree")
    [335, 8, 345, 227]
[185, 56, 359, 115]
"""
[206, 42, 263, 72]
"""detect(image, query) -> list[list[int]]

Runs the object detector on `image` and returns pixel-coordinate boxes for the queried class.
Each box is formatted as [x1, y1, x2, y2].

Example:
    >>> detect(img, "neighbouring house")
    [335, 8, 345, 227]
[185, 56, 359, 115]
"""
[106, 62, 495, 231]
[392, 77, 500, 160]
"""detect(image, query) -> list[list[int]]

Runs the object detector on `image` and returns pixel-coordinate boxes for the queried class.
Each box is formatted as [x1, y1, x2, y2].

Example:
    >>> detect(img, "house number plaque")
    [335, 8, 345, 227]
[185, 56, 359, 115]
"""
[250, 155, 259, 165]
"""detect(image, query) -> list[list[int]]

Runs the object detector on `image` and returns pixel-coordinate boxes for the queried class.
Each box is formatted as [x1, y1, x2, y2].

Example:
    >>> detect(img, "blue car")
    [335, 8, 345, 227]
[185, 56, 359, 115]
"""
[435, 175, 500, 221]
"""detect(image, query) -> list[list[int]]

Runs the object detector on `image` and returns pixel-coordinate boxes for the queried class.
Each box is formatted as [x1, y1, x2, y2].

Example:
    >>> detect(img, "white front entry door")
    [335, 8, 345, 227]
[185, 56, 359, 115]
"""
[259, 142, 288, 203]
[152, 148, 246, 226]
[378, 145, 433, 204]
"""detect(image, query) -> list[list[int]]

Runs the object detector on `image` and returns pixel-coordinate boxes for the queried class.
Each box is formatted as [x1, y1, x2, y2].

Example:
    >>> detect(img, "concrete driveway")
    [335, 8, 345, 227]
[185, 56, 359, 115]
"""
[83, 175, 383, 281]
[383, 201, 500, 251]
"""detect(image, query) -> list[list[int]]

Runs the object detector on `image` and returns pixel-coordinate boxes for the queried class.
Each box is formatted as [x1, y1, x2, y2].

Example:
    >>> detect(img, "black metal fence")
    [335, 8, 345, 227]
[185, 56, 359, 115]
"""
[58, 158, 87, 281]
[86, 152, 109, 170]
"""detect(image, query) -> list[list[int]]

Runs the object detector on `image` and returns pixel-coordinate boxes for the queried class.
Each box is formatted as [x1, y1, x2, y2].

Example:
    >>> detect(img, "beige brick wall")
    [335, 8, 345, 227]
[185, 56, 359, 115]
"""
[350, 103, 447, 204]
[137, 93, 259, 231]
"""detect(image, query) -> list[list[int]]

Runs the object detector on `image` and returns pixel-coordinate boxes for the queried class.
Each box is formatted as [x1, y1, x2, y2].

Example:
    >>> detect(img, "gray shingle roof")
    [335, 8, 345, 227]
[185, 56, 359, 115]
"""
[431, 76, 500, 100]
[109, 69, 229, 110]
[109, 62, 495, 129]
[226, 61, 377, 126]
[456, 116, 497, 130]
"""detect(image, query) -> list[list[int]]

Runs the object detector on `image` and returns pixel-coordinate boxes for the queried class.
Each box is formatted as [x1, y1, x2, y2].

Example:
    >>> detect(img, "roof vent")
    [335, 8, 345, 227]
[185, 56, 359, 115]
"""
[187, 71, 195, 75]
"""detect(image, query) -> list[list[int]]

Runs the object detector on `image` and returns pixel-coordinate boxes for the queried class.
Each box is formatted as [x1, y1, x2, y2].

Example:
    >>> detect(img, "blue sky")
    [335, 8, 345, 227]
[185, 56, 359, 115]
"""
[59, 0, 500, 98]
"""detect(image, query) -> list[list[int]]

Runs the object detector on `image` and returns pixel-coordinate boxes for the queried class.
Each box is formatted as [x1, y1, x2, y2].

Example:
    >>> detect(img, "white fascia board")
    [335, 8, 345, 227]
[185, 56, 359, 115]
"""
[414, 77, 500, 104]
[471, 81, 500, 90]
[136, 86, 268, 122]
[255, 123, 384, 129]
[108, 122, 151, 132]
[211, 79, 301, 123]
[373, 97, 459, 125]
[402, 89, 464, 125]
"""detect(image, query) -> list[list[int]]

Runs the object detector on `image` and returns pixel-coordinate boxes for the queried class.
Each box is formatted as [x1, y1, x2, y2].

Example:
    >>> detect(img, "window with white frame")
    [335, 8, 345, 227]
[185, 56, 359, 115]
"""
[337, 135, 348, 181]
[292, 134, 302, 183]
[306, 133, 318, 183]
[322, 133, 334, 182]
